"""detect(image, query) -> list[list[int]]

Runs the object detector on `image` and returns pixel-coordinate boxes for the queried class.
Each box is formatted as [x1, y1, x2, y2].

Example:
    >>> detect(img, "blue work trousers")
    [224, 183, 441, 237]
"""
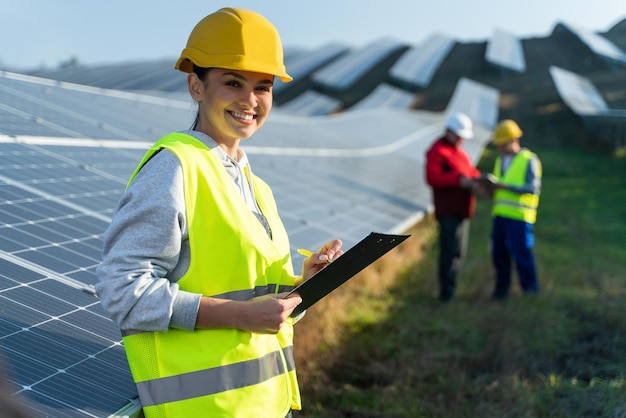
[491, 216, 539, 298]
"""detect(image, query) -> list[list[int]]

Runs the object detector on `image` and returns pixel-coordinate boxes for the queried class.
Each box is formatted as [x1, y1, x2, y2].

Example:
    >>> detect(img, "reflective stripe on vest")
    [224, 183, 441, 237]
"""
[492, 149, 540, 224]
[136, 346, 295, 407]
[122, 133, 301, 417]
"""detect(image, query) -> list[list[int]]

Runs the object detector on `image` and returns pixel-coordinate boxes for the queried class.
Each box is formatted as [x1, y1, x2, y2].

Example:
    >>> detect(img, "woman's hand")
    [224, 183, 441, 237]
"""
[238, 294, 302, 334]
[300, 239, 343, 283]
[196, 293, 302, 334]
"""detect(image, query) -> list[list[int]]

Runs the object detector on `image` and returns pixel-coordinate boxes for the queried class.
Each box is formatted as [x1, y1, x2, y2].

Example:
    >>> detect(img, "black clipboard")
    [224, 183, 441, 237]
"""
[285, 232, 410, 317]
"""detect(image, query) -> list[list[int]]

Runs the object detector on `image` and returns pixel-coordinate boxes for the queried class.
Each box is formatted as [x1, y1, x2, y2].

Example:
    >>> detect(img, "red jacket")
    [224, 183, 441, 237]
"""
[425, 137, 480, 219]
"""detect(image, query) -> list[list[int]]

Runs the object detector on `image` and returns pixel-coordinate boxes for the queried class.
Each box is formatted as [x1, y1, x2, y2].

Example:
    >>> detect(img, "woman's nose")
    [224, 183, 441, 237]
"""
[238, 89, 257, 107]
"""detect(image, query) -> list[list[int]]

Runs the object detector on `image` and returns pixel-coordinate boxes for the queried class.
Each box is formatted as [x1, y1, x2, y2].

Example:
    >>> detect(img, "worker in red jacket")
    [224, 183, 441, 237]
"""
[425, 112, 481, 301]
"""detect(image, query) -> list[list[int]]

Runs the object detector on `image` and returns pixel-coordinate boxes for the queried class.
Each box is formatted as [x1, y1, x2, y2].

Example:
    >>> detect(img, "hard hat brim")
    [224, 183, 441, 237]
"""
[456, 128, 474, 139]
[174, 55, 293, 83]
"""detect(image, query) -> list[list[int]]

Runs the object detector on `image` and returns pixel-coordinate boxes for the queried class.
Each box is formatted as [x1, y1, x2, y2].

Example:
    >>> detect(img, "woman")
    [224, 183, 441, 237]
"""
[96, 8, 343, 417]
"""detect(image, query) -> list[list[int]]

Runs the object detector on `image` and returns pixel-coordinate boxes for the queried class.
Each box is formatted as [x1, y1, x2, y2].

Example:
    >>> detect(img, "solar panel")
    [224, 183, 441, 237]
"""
[486, 28, 526, 73]
[549, 66, 610, 115]
[389, 33, 456, 88]
[311, 38, 406, 91]
[349, 83, 415, 110]
[276, 91, 342, 116]
[444, 78, 500, 130]
[549, 66, 626, 144]
[274, 43, 349, 93]
[563, 23, 626, 64]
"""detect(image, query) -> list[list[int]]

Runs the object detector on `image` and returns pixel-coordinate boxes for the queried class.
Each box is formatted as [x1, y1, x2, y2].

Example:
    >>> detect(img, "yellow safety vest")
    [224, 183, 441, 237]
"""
[122, 133, 300, 417]
[492, 149, 541, 224]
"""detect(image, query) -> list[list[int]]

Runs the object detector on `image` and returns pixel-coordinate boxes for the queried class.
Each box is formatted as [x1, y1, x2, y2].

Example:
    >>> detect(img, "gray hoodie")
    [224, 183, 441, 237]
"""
[95, 130, 265, 332]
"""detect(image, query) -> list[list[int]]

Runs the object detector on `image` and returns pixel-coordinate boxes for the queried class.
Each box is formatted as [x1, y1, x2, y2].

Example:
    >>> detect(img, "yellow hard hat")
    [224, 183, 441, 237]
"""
[493, 119, 523, 145]
[175, 8, 292, 82]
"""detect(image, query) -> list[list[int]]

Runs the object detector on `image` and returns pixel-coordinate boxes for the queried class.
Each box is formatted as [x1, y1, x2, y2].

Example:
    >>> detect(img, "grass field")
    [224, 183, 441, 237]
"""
[292, 140, 626, 418]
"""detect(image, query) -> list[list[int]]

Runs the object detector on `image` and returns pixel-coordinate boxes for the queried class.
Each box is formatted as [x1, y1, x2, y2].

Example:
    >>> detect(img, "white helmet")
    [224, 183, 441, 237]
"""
[445, 112, 474, 139]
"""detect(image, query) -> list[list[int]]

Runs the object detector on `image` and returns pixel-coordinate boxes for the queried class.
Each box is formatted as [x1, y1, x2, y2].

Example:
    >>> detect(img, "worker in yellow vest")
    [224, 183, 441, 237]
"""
[95, 8, 343, 417]
[488, 120, 542, 300]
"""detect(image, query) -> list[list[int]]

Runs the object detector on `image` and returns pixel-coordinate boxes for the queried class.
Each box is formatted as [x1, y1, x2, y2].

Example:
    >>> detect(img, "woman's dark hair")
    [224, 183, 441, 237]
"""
[191, 65, 212, 130]
[193, 64, 211, 80]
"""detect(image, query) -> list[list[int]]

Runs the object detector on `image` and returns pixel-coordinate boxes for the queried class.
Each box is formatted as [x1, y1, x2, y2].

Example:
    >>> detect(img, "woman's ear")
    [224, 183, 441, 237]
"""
[188, 73, 204, 102]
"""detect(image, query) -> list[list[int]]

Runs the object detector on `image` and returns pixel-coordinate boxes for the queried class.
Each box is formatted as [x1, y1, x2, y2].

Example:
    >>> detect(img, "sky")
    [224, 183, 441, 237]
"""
[1, 0, 624, 71]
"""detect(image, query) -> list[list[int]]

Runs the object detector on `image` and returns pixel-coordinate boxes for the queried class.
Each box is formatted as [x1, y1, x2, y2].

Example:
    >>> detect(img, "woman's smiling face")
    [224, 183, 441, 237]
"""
[193, 68, 274, 145]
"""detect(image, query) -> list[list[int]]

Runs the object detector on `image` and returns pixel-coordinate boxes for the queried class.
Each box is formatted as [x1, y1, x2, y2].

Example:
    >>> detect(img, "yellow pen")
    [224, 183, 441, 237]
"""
[297, 248, 332, 263]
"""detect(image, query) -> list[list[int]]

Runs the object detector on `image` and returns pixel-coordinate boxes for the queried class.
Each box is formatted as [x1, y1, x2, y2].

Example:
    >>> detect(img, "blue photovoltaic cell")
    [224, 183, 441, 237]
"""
[1, 286, 77, 316]
[0, 320, 21, 338]
[2, 349, 59, 389]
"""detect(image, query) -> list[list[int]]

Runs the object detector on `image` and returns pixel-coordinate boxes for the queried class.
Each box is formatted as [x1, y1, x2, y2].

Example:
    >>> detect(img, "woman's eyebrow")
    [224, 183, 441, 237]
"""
[222, 71, 274, 85]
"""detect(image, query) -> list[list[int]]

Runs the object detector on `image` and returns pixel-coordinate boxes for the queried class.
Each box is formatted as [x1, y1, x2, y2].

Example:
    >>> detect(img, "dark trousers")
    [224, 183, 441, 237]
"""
[491, 216, 539, 298]
[437, 216, 469, 300]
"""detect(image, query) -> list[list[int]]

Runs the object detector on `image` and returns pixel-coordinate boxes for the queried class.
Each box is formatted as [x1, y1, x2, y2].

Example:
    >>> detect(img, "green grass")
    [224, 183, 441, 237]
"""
[294, 142, 626, 418]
